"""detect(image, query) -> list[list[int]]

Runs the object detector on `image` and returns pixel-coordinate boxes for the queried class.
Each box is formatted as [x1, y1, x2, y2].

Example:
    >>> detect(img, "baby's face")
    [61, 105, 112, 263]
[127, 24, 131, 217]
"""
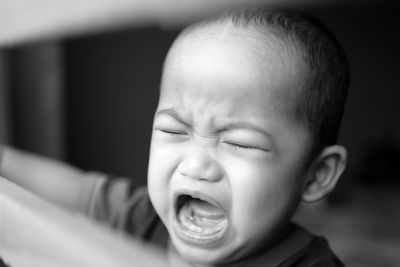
[148, 30, 312, 265]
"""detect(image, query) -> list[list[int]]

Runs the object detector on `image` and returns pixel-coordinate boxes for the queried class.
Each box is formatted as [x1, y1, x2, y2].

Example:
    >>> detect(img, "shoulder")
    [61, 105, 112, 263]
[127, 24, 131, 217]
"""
[278, 233, 345, 267]
[81, 174, 168, 248]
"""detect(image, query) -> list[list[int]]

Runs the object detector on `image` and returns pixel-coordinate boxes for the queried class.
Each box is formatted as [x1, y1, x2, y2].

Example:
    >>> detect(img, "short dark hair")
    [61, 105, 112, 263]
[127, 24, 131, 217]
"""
[178, 7, 350, 157]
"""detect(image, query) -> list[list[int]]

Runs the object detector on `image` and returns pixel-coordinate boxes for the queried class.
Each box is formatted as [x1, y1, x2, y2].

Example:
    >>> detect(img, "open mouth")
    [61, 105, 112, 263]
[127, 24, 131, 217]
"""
[173, 193, 228, 246]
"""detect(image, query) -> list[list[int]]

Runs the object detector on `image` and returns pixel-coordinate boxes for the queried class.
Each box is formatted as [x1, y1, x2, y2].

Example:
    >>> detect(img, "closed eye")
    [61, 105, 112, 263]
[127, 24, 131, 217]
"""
[223, 141, 269, 153]
[224, 142, 254, 150]
[157, 128, 187, 136]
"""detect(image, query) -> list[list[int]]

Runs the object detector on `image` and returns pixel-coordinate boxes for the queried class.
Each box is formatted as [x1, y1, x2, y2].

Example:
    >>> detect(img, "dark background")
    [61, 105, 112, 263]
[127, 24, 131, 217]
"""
[65, 27, 177, 182]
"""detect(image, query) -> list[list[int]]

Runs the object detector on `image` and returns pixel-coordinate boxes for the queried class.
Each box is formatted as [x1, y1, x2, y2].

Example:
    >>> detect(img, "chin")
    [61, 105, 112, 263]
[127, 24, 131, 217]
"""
[169, 229, 244, 266]
[174, 243, 231, 265]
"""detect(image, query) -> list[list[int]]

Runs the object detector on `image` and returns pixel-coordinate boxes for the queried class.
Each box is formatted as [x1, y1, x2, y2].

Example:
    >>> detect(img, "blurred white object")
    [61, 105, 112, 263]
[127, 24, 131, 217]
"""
[0, 177, 167, 267]
[0, 0, 329, 47]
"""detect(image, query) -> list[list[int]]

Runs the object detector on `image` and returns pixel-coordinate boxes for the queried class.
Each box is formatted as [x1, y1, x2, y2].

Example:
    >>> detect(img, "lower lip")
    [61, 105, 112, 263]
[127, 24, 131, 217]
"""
[172, 212, 228, 247]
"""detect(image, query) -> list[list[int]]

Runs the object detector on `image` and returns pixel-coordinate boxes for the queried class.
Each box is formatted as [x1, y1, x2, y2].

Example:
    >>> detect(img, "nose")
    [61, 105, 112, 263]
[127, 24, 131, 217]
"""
[178, 144, 224, 182]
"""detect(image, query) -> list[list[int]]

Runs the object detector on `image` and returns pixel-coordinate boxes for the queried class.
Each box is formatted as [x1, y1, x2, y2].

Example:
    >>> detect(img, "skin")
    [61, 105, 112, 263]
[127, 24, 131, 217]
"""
[147, 26, 321, 266]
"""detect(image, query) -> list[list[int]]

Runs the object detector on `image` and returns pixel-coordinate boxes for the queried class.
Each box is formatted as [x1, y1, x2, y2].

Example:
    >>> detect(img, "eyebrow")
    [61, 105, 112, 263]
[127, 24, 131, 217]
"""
[155, 109, 191, 127]
[218, 120, 272, 138]
[156, 108, 271, 138]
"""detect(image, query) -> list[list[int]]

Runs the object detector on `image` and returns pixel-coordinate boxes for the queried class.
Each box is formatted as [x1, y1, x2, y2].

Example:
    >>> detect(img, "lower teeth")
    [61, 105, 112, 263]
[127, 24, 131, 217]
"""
[178, 203, 225, 235]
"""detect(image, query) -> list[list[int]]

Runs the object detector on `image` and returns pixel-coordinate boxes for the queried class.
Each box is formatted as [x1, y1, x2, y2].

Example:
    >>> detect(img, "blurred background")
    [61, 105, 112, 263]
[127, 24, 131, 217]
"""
[0, 1, 399, 266]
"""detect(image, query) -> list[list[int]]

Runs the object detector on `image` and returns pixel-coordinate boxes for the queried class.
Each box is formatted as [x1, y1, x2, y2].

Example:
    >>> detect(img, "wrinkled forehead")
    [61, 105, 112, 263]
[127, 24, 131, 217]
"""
[160, 23, 308, 116]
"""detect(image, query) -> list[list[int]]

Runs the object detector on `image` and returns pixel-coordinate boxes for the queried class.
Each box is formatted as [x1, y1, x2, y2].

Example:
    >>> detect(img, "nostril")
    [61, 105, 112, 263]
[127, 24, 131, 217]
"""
[178, 160, 202, 179]
[203, 162, 224, 182]
[177, 157, 223, 182]
[177, 160, 190, 177]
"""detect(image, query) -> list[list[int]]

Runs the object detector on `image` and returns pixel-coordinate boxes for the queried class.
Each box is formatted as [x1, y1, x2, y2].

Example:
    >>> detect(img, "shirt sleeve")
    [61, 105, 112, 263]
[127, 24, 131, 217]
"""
[76, 172, 168, 248]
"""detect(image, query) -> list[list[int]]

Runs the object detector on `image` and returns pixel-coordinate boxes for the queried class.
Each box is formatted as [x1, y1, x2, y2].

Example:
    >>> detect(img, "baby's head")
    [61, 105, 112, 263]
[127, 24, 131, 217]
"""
[148, 7, 349, 266]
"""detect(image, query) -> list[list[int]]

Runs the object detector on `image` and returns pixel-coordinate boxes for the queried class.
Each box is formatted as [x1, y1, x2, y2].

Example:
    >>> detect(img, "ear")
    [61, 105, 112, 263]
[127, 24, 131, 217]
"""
[302, 145, 347, 203]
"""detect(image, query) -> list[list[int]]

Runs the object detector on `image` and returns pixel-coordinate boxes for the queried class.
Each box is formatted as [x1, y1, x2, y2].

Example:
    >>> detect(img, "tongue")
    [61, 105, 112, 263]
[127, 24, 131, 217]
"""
[178, 198, 227, 233]
[188, 198, 225, 220]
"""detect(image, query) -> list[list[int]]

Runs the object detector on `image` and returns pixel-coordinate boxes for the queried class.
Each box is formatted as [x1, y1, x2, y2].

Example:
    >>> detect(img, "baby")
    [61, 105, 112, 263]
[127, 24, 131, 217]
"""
[0, 6, 349, 267]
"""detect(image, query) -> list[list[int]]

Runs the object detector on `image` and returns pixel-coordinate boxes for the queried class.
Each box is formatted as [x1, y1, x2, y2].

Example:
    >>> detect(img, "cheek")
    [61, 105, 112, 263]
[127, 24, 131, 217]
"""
[227, 160, 302, 240]
[147, 139, 180, 219]
[148, 138, 180, 181]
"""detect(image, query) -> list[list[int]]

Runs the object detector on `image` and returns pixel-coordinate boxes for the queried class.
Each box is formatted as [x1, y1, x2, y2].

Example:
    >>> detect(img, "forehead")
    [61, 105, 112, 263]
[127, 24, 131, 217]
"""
[160, 25, 307, 121]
